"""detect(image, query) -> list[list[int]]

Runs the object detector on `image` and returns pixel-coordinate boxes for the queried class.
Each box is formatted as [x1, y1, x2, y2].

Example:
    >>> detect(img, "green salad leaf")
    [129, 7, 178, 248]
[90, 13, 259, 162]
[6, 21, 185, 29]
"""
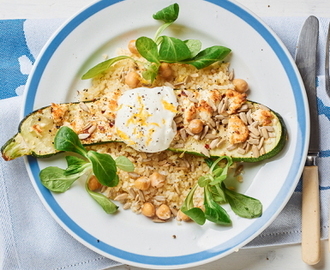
[81, 3, 231, 82]
[180, 156, 262, 226]
[85, 180, 118, 214]
[39, 126, 134, 214]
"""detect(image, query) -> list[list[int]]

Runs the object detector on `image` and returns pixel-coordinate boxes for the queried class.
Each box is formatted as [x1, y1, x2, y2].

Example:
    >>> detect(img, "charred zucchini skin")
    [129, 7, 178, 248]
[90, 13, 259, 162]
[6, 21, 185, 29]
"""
[1, 100, 287, 162]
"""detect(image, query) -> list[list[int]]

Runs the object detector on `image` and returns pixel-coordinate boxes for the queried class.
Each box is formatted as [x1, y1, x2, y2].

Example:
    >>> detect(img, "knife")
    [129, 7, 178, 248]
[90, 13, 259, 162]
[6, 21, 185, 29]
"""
[295, 15, 320, 265]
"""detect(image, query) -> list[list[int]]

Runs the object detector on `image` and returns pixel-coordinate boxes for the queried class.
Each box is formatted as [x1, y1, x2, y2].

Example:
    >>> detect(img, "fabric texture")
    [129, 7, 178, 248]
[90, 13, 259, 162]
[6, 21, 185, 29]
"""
[0, 16, 329, 269]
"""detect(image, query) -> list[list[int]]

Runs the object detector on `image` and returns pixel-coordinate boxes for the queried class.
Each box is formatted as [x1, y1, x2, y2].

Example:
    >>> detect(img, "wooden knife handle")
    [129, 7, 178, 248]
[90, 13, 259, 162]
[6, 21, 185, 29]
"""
[302, 165, 320, 265]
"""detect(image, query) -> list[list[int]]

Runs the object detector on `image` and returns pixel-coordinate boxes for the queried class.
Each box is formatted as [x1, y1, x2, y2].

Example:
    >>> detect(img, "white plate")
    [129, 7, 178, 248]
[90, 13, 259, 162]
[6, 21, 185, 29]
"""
[23, 0, 308, 269]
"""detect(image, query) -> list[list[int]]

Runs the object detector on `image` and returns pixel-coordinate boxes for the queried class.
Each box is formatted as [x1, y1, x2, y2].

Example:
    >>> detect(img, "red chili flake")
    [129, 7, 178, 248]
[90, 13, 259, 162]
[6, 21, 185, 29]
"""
[205, 144, 210, 150]
[109, 120, 115, 127]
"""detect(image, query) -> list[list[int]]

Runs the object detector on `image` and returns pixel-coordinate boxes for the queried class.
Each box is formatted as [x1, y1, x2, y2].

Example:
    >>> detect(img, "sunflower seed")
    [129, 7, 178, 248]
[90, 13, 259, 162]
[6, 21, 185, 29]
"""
[228, 70, 234, 80]
[247, 138, 259, 145]
[234, 163, 244, 176]
[221, 118, 229, 125]
[128, 173, 141, 179]
[258, 136, 265, 150]
[188, 97, 199, 103]
[200, 125, 209, 140]
[179, 128, 187, 141]
[154, 195, 166, 202]
[152, 218, 166, 223]
[237, 147, 246, 155]
[239, 104, 249, 112]
[206, 119, 216, 128]
[252, 145, 259, 158]
[259, 147, 265, 156]
[260, 127, 269, 139]
[214, 114, 225, 120]
[82, 122, 93, 130]
[123, 202, 132, 210]
[246, 110, 253, 125]
[170, 207, 178, 217]
[174, 116, 183, 125]
[201, 147, 210, 157]
[114, 193, 128, 201]
[204, 133, 218, 140]
[248, 126, 260, 136]
[207, 97, 217, 111]
[88, 125, 96, 134]
[172, 143, 184, 149]
[217, 99, 224, 114]
[127, 187, 136, 198]
[78, 133, 90, 140]
[79, 102, 90, 112]
[227, 144, 238, 151]
[185, 128, 195, 136]
[239, 112, 248, 125]
[265, 126, 275, 132]
[138, 190, 145, 202]
[210, 138, 221, 149]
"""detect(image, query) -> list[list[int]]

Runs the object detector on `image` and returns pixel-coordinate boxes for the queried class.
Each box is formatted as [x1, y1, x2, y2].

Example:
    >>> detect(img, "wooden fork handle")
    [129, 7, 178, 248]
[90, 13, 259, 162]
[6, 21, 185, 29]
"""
[302, 165, 321, 265]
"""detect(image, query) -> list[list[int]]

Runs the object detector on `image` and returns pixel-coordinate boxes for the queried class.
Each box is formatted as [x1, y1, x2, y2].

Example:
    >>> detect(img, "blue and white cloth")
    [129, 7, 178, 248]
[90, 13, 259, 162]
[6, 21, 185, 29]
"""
[0, 17, 329, 269]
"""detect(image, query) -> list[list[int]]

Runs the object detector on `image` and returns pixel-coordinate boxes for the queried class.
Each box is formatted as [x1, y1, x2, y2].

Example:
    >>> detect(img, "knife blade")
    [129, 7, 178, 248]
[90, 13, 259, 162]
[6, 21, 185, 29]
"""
[295, 15, 320, 265]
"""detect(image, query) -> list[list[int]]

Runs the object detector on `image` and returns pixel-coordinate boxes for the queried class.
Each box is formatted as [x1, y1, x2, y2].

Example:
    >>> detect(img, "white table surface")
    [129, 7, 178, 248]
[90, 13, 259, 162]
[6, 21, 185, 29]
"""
[0, 0, 329, 270]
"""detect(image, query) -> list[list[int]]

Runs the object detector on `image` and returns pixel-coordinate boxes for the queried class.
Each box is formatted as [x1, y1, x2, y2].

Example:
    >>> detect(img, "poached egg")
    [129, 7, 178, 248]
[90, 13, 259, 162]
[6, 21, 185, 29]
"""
[115, 86, 178, 153]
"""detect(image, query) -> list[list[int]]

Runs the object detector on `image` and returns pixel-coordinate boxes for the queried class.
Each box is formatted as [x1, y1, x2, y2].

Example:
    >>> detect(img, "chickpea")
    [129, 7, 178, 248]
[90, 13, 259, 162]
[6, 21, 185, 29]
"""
[141, 202, 156, 217]
[88, 175, 102, 191]
[150, 172, 166, 188]
[128, 39, 139, 55]
[134, 176, 150, 191]
[158, 62, 173, 79]
[232, 78, 249, 93]
[188, 119, 204, 134]
[156, 204, 171, 220]
[176, 210, 191, 222]
[125, 71, 140, 88]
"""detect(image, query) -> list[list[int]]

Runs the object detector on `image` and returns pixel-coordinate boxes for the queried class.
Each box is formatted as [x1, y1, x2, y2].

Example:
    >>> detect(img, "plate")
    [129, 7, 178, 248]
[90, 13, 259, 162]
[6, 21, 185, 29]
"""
[23, 0, 308, 269]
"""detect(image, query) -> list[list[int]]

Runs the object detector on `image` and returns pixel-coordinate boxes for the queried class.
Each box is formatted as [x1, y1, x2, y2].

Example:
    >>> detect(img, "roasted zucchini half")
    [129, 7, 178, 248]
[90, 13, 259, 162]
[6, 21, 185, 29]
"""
[1, 95, 287, 162]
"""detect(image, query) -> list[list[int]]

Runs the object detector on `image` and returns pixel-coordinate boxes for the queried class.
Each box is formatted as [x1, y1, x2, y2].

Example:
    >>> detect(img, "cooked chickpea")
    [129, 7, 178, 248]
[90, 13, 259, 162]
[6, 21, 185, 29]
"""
[188, 119, 204, 134]
[176, 210, 191, 222]
[125, 71, 140, 88]
[88, 175, 102, 191]
[141, 202, 156, 217]
[156, 204, 171, 220]
[232, 78, 249, 93]
[150, 172, 166, 188]
[128, 39, 139, 55]
[134, 176, 150, 191]
[158, 62, 173, 79]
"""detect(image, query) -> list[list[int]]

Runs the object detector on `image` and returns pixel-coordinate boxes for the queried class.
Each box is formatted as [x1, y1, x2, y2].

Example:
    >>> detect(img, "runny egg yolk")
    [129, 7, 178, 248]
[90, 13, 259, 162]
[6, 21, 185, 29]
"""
[115, 86, 178, 153]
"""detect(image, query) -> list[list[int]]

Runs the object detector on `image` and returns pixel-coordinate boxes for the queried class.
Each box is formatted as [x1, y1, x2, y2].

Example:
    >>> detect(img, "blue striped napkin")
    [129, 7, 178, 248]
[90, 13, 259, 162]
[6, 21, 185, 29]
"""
[0, 17, 329, 269]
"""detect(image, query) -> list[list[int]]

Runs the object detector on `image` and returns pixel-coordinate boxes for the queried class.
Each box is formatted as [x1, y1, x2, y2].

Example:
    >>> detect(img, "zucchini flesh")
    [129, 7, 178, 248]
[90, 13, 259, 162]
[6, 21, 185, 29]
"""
[1, 96, 287, 162]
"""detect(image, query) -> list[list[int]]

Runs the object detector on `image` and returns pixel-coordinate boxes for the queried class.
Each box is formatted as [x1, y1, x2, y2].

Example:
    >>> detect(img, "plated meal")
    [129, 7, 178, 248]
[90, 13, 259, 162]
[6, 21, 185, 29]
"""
[2, 3, 286, 225]
[1, 0, 307, 268]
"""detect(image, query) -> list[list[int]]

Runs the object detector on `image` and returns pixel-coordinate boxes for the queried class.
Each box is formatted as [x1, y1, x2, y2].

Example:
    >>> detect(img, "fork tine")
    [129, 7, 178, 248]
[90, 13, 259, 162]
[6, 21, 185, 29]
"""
[326, 22, 330, 97]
